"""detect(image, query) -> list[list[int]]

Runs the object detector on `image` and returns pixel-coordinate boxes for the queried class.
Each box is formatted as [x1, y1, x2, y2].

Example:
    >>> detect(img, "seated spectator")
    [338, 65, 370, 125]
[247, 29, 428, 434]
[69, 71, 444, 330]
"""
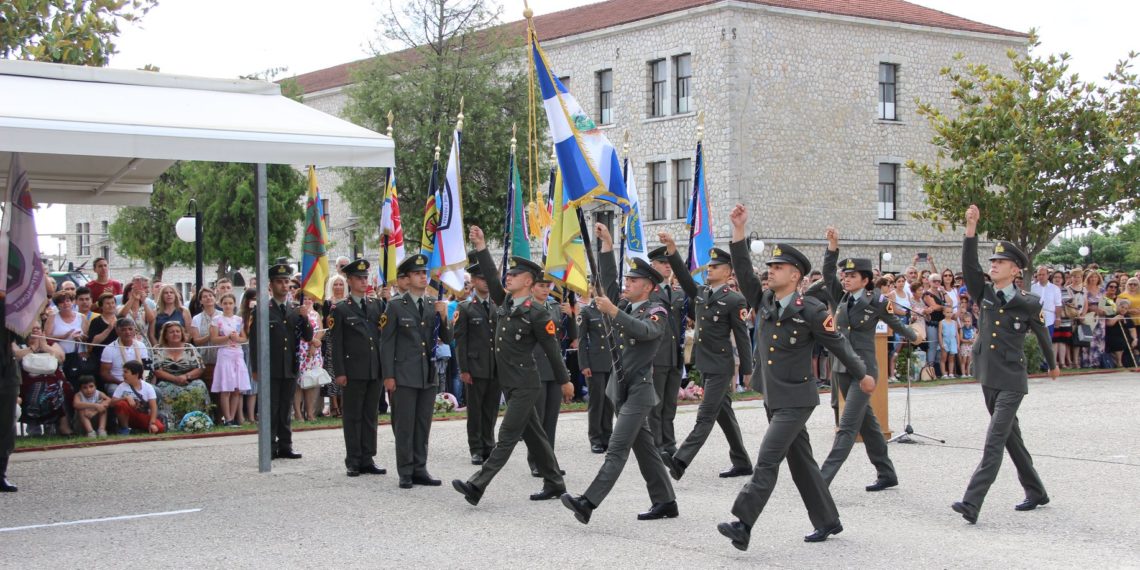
[99, 318, 150, 396]
[150, 285, 192, 346]
[13, 321, 73, 435]
[87, 257, 123, 301]
[152, 321, 210, 426]
[110, 361, 165, 434]
[72, 375, 111, 437]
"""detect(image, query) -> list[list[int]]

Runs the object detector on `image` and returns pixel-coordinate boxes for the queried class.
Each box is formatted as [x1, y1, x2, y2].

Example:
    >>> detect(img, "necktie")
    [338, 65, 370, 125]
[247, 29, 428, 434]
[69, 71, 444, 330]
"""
[847, 296, 855, 313]
[774, 302, 781, 321]
[625, 304, 633, 315]
[997, 291, 1007, 306]
[483, 300, 489, 315]
[417, 297, 424, 316]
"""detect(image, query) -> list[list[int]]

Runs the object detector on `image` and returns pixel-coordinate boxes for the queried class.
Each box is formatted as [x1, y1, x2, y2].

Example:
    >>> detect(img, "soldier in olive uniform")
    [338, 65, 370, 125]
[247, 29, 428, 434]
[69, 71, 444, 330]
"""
[561, 224, 678, 524]
[452, 226, 573, 506]
[527, 275, 576, 476]
[952, 204, 1058, 524]
[717, 204, 875, 550]
[577, 287, 614, 453]
[656, 233, 753, 481]
[454, 255, 501, 465]
[0, 301, 19, 492]
[250, 262, 314, 460]
[330, 259, 387, 477]
[381, 254, 450, 489]
[818, 228, 917, 490]
[646, 246, 686, 455]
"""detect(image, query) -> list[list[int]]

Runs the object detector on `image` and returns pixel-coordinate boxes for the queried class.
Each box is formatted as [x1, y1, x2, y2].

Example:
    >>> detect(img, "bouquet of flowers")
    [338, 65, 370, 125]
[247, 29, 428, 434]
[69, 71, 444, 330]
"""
[678, 381, 704, 401]
[177, 411, 214, 433]
[434, 392, 459, 414]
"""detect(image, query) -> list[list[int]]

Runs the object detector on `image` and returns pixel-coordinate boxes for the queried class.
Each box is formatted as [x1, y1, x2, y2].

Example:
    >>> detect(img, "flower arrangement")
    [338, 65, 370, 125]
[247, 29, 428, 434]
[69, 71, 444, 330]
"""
[434, 392, 459, 414]
[678, 381, 704, 401]
[177, 411, 214, 433]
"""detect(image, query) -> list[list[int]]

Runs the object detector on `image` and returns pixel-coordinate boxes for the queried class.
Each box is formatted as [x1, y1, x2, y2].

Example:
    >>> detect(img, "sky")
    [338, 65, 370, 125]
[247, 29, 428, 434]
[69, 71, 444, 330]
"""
[33, 0, 1140, 253]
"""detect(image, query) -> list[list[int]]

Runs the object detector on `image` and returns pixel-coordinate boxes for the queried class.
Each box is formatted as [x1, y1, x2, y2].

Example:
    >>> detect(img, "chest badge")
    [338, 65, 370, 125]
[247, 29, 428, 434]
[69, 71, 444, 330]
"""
[1013, 322, 1021, 330]
[789, 337, 797, 345]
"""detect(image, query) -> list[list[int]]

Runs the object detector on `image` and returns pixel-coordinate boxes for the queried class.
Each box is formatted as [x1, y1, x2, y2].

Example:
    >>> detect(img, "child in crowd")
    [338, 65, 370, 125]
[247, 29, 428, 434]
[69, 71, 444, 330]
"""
[958, 312, 976, 377]
[111, 361, 164, 434]
[210, 293, 251, 427]
[72, 375, 111, 437]
[939, 306, 959, 378]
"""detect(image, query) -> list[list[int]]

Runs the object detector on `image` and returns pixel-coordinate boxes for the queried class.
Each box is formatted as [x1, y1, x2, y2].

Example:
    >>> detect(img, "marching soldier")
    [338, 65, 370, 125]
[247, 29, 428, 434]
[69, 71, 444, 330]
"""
[381, 254, 450, 489]
[952, 204, 1058, 524]
[330, 259, 387, 477]
[646, 246, 686, 456]
[454, 255, 501, 465]
[561, 224, 677, 524]
[717, 204, 874, 550]
[577, 286, 614, 454]
[250, 261, 314, 460]
[527, 274, 576, 476]
[656, 232, 753, 481]
[818, 227, 917, 490]
[452, 226, 573, 505]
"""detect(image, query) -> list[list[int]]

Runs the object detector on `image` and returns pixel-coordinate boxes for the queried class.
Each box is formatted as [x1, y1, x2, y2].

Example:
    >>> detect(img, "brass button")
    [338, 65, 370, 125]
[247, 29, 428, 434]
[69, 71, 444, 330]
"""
[772, 335, 777, 340]
[995, 321, 1000, 325]
[999, 309, 1005, 314]
[992, 333, 997, 337]
[990, 344, 995, 349]
[769, 347, 775, 352]
[767, 360, 773, 365]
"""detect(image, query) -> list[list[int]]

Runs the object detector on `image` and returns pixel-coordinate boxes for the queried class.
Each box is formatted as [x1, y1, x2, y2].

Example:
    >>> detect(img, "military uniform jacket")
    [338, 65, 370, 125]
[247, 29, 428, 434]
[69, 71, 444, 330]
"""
[532, 297, 576, 383]
[821, 249, 917, 378]
[963, 236, 1055, 394]
[454, 295, 496, 379]
[666, 251, 753, 376]
[599, 253, 684, 369]
[475, 248, 571, 389]
[330, 296, 384, 380]
[730, 240, 867, 409]
[597, 251, 668, 404]
[577, 303, 614, 374]
[250, 298, 314, 379]
[381, 292, 452, 390]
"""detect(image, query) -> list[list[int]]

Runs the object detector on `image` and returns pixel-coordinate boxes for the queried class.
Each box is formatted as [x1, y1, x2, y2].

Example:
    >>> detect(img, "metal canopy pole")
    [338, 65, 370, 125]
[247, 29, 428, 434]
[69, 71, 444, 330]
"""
[255, 163, 272, 473]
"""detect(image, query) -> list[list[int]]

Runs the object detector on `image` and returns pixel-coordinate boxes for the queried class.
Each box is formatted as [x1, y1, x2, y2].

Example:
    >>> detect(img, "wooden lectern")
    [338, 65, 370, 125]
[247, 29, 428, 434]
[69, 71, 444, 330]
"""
[836, 332, 891, 440]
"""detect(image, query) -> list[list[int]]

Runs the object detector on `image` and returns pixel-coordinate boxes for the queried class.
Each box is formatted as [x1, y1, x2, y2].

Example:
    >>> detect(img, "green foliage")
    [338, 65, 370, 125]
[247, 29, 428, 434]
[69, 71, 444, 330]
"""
[107, 162, 194, 281]
[338, 0, 534, 251]
[164, 386, 212, 426]
[1023, 332, 1045, 374]
[908, 31, 1140, 264]
[0, 0, 157, 66]
[895, 344, 915, 380]
[1035, 218, 1140, 271]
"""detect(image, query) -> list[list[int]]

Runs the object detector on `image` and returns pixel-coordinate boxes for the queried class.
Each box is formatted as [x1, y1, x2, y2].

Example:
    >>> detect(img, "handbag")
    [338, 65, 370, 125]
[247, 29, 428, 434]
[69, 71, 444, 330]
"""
[1082, 312, 1098, 327]
[298, 367, 331, 389]
[1072, 324, 1093, 348]
[22, 352, 60, 375]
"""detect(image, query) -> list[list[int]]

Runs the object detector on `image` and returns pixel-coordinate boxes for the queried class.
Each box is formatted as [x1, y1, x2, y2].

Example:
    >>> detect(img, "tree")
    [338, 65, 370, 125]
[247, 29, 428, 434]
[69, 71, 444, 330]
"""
[0, 0, 158, 66]
[337, 0, 533, 251]
[1036, 218, 1140, 271]
[107, 161, 194, 281]
[908, 32, 1140, 264]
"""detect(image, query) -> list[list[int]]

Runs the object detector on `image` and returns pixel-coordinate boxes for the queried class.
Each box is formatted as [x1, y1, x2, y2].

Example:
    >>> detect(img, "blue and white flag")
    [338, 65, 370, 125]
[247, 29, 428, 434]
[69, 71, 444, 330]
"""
[430, 127, 467, 293]
[622, 157, 646, 267]
[530, 28, 629, 212]
[686, 141, 713, 285]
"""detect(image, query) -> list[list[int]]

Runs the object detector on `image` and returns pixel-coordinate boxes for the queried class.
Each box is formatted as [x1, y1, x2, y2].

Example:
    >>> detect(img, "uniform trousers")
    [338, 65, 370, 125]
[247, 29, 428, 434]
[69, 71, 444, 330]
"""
[586, 371, 614, 447]
[528, 380, 564, 469]
[649, 365, 682, 454]
[392, 385, 436, 477]
[341, 377, 381, 468]
[673, 372, 751, 470]
[820, 372, 896, 484]
[583, 380, 675, 507]
[269, 376, 296, 453]
[1, 383, 20, 479]
[962, 387, 1046, 511]
[732, 406, 839, 529]
[469, 386, 564, 493]
[466, 377, 500, 458]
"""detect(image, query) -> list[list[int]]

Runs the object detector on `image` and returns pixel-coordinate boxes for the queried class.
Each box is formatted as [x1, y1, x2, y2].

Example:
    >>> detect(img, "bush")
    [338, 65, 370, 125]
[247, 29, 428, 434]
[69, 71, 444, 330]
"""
[1024, 333, 1047, 373]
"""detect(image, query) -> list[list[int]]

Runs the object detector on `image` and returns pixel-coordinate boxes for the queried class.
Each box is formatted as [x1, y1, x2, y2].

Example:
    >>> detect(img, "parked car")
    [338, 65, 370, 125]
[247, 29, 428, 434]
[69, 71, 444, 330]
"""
[50, 271, 90, 290]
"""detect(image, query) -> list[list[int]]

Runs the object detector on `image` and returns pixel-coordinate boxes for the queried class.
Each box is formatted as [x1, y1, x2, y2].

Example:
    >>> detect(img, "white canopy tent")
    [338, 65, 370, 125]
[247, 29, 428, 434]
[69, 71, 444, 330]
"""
[0, 59, 394, 470]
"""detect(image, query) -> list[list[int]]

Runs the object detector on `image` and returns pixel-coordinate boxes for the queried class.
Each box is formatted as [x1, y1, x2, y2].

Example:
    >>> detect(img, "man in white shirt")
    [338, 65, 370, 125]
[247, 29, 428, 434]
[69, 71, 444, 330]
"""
[1029, 266, 1062, 335]
[99, 319, 151, 395]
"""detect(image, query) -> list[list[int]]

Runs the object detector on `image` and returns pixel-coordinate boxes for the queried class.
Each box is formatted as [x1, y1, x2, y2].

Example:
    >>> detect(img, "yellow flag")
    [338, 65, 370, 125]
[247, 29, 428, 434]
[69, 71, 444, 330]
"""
[544, 168, 588, 295]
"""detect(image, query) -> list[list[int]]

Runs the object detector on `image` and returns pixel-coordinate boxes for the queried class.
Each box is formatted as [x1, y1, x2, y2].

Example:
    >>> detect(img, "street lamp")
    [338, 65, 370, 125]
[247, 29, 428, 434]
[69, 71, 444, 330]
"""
[175, 198, 203, 303]
[748, 231, 765, 256]
[879, 250, 892, 272]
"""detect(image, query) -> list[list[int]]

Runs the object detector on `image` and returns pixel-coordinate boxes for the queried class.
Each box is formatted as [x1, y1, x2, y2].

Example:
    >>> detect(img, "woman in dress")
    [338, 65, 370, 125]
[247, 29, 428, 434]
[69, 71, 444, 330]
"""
[152, 322, 209, 426]
[1081, 271, 1107, 368]
[239, 288, 259, 423]
[150, 285, 191, 346]
[1051, 270, 1074, 367]
[211, 293, 251, 426]
[189, 287, 220, 416]
[293, 292, 326, 422]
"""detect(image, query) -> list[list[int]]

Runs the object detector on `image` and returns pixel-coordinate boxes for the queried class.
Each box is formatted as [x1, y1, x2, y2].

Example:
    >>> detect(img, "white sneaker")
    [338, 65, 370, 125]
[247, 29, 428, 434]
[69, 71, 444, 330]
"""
[87, 431, 97, 438]
[97, 429, 108, 437]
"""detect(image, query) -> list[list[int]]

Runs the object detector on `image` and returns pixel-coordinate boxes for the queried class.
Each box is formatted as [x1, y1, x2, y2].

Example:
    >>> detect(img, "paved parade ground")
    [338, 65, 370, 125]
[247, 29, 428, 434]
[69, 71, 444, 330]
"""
[2, 372, 1138, 568]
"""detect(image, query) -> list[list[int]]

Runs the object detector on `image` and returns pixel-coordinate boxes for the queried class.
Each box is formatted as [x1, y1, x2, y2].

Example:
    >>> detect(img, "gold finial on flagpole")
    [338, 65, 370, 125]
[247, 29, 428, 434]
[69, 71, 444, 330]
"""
[550, 142, 557, 163]
[523, 0, 533, 20]
[622, 131, 630, 157]
[511, 123, 517, 154]
[434, 132, 441, 162]
[696, 110, 705, 142]
[386, 110, 394, 138]
[457, 96, 465, 132]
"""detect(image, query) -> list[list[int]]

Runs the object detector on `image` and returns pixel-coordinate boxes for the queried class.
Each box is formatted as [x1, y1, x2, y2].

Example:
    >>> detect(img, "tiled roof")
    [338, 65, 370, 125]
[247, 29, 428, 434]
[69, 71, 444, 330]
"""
[291, 0, 1024, 94]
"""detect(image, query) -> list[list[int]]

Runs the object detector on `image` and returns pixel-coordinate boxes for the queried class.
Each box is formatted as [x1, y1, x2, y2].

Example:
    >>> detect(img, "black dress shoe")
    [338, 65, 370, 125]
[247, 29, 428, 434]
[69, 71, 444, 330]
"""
[661, 452, 685, 481]
[804, 521, 843, 542]
[590, 443, 606, 454]
[0, 478, 17, 492]
[719, 465, 753, 478]
[637, 501, 679, 520]
[471, 454, 484, 465]
[360, 463, 387, 475]
[452, 479, 482, 506]
[277, 450, 302, 459]
[346, 467, 361, 477]
[529, 487, 564, 501]
[865, 479, 898, 492]
[560, 493, 594, 524]
[717, 521, 751, 551]
[398, 476, 414, 489]
[1014, 496, 1050, 511]
[412, 473, 442, 486]
[951, 501, 978, 524]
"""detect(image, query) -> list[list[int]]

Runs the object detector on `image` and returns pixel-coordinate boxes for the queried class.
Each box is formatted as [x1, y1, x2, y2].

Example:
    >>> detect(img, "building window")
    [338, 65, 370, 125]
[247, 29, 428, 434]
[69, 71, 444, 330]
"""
[349, 229, 362, 260]
[877, 163, 898, 220]
[320, 197, 330, 229]
[649, 59, 667, 118]
[76, 222, 91, 256]
[878, 63, 897, 120]
[597, 69, 613, 125]
[650, 161, 668, 221]
[675, 54, 692, 114]
[101, 245, 110, 261]
[674, 158, 692, 220]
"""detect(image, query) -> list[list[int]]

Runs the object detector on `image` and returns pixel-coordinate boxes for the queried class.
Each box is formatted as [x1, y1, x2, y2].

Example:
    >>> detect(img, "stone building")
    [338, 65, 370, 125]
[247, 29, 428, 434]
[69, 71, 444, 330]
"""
[67, 0, 1024, 286]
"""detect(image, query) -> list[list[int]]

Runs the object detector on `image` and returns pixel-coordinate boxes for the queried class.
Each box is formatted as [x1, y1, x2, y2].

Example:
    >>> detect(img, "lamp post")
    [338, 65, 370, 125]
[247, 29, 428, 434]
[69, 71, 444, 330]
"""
[879, 250, 892, 272]
[748, 231, 765, 258]
[1078, 245, 1090, 267]
[175, 199, 203, 302]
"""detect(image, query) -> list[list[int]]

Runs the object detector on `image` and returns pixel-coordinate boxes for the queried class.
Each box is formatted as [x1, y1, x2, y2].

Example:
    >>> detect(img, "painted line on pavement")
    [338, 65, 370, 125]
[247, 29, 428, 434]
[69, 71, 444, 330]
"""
[0, 508, 202, 533]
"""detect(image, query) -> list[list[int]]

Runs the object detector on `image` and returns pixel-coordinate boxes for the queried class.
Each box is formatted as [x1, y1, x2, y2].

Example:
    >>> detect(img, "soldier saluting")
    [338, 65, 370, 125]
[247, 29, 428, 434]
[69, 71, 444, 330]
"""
[717, 204, 873, 550]
[330, 259, 387, 477]
[952, 204, 1058, 524]
[452, 226, 573, 506]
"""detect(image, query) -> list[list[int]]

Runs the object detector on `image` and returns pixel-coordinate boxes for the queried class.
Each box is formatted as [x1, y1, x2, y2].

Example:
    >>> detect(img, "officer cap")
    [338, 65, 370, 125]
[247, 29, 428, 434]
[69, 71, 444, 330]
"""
[988, 240, 1029, 269]
[342, 258, 370, 277]
[708, 247, 732, 266]
[840, 258, 874, 274]
[647, 246, 669, 262]
[397, 254, 429, 277]
[766, 243, 811, 275]
[625, 257, 664, 285]
[269, 262, 293, 280]
[506, 256, 544, 280]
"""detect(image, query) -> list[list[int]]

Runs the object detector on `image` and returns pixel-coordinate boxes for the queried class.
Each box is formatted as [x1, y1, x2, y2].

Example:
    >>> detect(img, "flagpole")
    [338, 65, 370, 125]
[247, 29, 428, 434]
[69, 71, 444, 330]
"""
[382, 111, 394, 287]
[501, 124, 517, 287]
[618, 131, 630, 273]
[684, 111, 705, 275]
